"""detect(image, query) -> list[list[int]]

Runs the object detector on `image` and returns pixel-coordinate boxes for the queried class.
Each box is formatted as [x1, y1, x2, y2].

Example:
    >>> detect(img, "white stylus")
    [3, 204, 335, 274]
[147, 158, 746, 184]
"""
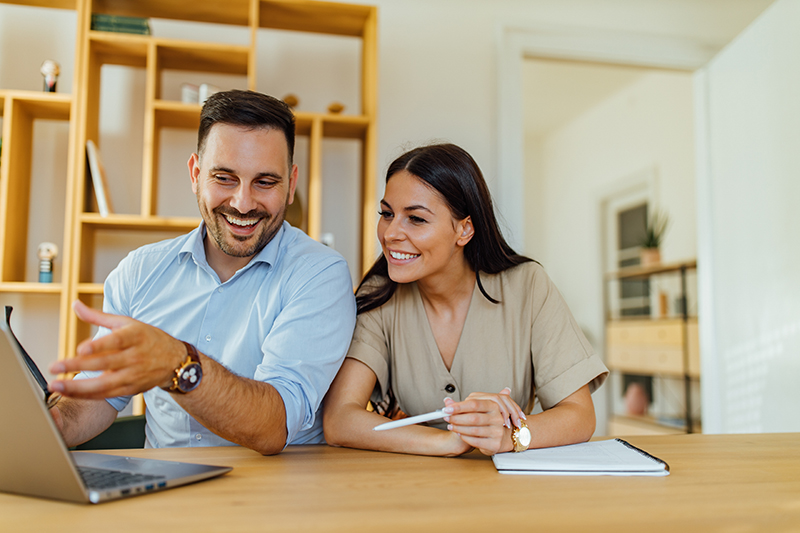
[372, 409, 448, 431]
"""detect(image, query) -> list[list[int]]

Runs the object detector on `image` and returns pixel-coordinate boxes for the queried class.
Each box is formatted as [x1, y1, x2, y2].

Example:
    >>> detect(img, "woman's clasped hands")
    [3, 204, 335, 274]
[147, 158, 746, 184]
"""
[442, 387, 528, 456]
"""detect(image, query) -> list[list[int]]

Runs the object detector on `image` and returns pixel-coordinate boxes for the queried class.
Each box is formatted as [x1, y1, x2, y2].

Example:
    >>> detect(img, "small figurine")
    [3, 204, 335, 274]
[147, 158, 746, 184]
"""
[37, 242, 58, 283]
[40, 60, 60, 93]
[282, 94, 299, 109]
[327, 102, 345, 114]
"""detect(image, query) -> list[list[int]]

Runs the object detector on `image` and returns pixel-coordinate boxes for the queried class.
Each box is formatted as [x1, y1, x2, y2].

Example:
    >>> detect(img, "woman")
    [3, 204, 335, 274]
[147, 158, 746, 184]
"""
[323, 143, 607, 456]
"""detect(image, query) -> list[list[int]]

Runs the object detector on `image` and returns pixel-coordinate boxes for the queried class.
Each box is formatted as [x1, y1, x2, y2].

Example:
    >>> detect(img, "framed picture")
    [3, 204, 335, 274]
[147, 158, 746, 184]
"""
[85, 140, 113, 217]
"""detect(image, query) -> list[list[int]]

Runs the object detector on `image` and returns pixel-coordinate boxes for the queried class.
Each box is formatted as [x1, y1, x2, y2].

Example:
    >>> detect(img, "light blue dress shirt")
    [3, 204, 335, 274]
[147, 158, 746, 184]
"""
[78, 222, 356, 448]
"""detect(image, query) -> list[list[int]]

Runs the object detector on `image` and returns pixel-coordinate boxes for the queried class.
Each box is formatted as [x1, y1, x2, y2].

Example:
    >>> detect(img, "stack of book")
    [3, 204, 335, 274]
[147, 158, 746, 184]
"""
[90, 14, 151, 35]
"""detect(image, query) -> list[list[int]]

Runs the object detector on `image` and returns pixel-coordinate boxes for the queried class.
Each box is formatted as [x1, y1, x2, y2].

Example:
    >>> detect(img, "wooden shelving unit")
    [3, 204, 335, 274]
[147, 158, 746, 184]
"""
[0, 1, 378, 396]
[604, 260, 700, 435]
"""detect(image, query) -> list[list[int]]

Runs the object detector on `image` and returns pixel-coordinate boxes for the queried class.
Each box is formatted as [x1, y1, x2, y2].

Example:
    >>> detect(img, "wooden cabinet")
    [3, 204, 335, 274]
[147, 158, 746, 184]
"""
[0, 0, 377, 407]
[604, 260, 700, 435]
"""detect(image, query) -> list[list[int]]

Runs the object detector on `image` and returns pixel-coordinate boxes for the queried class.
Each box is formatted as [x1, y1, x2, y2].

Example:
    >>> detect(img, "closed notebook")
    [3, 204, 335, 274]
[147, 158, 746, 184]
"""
[492, 438, 669, 476]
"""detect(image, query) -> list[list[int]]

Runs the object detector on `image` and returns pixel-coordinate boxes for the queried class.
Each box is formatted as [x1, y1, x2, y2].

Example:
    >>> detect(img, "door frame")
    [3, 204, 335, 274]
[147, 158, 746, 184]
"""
[496, 23, 719, 430]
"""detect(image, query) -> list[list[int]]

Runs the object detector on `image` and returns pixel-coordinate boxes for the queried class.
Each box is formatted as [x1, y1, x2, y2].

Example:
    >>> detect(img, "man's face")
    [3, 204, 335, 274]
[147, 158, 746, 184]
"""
[188, 123, 297, 273]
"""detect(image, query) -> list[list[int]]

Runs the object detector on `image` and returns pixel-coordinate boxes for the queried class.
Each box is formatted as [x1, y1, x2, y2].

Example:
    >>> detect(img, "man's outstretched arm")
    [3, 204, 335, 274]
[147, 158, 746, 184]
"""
[49, 301, 288, 455]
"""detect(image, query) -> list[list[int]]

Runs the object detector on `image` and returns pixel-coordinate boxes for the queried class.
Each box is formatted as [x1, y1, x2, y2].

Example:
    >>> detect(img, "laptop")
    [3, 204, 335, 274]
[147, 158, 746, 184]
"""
[0, 316, 232, 504]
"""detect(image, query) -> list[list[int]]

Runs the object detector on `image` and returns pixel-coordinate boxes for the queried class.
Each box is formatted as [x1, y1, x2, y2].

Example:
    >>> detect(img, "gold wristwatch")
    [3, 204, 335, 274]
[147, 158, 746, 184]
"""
[163, 342, 203, 394]
[511, 420, 531, 452]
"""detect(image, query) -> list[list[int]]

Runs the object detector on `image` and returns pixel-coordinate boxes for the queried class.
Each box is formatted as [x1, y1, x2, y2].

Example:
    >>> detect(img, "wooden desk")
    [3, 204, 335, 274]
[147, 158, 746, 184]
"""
[2, 433, 800, 532]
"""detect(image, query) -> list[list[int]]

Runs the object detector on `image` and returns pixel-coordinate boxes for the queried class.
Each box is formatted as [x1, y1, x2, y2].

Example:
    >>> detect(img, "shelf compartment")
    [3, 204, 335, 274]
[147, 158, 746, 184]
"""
[76, 282, 104, 295]
[0, 93, 72, 284]
[260, 1, 374, 37]
[0, 1, 77, 11]
[0, 282, 63, 294]
[80, 213, 200, 232]
[91, 0, 252, 27]
[295, 111, 369, 139]
[88, 31, 149, 67]
[605, 259, 698, 281]
[153, 100, 201, 129]
[155, 39, 250, 75]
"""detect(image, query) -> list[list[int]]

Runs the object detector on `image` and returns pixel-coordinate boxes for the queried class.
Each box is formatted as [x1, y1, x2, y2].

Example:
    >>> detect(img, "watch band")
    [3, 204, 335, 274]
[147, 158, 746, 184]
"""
[511, 420, 531, 452]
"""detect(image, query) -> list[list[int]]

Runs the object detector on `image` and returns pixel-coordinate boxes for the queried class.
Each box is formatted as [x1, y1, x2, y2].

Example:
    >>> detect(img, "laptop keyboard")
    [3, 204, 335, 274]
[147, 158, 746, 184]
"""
[78, 466, 166, 490]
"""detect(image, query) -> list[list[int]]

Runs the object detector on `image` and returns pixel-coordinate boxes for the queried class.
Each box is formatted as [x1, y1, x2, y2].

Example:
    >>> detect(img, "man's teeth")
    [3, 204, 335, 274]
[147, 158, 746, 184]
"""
[225, 215, 258, 227]
[390, 251, 419, 260]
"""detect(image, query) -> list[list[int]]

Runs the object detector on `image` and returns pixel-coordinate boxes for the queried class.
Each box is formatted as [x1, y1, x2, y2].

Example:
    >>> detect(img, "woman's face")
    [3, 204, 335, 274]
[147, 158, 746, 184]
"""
[378, 170, 472, 285]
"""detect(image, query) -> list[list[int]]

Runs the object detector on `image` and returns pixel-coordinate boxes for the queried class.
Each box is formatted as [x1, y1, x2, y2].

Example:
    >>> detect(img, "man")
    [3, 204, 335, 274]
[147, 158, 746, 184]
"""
[48, 90, 356, 455]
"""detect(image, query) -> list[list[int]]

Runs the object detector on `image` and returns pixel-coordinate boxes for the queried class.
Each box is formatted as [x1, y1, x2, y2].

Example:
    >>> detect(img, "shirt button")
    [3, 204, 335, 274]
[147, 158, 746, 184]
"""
[195, 433, 202, 441]
[205, 335, 211, 342]
[217, 287, 223, 293]
[445, 384, 456, 393]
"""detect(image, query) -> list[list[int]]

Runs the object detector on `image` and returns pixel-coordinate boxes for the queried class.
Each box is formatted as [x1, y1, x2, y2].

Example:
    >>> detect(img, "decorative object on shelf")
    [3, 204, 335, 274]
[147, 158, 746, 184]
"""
[90, 13, 151, 35]
[327, 101, 344, 114]
[40, 60, 60, 93]
[181, 83, 199, 104]
[320, 233, 335, 248]
[37, 242, 58, 283]
[282, 94, 299, 108]
[85, 140, 113, 217]
[639, 209, 670, 266]
[624, 381, 649, 416]
[198, 83, 220, 104]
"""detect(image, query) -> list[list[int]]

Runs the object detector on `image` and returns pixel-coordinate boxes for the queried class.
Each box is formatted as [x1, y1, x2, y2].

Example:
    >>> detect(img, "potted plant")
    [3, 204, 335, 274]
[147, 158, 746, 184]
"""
[640, 210, 669, 266]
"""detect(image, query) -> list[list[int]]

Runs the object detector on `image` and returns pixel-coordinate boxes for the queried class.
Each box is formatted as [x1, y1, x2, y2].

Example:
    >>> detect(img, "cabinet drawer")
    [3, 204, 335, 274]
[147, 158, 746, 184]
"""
[607, 320, 683, 346]
[606, 346, 684, 375]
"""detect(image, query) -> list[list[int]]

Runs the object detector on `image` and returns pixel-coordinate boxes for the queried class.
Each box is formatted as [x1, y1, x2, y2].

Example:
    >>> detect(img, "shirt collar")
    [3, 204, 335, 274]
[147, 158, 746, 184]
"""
[180, 221, 286, 274]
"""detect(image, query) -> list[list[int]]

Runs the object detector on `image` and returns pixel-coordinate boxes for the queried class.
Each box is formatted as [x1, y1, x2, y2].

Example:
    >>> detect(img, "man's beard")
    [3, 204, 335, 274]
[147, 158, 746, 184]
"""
[206, 202, 287, 258]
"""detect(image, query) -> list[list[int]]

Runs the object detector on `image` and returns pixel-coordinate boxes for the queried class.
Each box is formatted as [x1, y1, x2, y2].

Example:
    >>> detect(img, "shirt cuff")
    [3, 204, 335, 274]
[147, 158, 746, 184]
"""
[73, 371, 133, 412]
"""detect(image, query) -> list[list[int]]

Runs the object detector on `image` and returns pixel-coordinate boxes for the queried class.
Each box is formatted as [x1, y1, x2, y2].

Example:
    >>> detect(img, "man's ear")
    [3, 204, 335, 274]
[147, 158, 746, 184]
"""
[287, 164, 299, 204]
[188, 153, 200, 194]
[457, 217, 474, 246]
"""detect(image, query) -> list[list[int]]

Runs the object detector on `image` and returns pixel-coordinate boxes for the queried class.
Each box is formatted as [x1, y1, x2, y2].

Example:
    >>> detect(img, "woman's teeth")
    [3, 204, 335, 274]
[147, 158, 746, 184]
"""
[390, 251, 419, 260]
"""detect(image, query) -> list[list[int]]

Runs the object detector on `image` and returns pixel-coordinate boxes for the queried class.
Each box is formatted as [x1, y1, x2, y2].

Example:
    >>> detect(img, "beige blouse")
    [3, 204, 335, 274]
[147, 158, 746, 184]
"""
[346, 262, 608, 429]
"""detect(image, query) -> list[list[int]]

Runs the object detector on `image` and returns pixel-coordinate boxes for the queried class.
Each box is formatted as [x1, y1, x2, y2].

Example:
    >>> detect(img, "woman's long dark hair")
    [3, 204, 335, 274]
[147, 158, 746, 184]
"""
[357, 143, 534, 314]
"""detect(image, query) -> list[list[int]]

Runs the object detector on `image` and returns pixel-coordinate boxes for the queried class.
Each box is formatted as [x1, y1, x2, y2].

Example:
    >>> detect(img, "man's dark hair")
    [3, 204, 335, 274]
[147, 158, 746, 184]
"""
[197, 90, 295, 164]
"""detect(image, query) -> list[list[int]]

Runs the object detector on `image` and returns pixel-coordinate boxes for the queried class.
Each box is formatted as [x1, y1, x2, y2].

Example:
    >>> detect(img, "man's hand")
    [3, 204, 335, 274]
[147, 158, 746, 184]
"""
[48, 300, 186, 399]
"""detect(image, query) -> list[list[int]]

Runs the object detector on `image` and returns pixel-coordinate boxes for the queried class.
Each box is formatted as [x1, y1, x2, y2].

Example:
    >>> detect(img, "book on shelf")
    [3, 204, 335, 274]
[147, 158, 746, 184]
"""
[90, 14, 151, 35]
[85, 140, 113, 217]
[492, 438, 669, 476]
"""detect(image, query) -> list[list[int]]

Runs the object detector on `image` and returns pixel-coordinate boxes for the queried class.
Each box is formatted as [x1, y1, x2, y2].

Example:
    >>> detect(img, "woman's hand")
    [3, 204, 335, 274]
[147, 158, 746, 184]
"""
[443, 388, 526, 456]
[441, 429, 475, 457]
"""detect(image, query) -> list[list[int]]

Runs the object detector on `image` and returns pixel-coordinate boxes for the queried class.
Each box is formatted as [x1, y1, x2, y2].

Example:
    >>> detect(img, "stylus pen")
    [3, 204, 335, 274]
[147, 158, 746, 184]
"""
[372, 409, 448, 431]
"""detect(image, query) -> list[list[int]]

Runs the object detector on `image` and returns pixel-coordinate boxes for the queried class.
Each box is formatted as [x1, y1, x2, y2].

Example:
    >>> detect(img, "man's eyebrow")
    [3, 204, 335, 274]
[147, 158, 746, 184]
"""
[210, 167, 285, 180]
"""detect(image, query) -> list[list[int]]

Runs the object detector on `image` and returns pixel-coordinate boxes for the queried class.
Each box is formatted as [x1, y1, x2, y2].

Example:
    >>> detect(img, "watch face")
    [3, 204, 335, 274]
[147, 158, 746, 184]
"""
[519, 426, 532, 447]
[177, 362, 203, 393]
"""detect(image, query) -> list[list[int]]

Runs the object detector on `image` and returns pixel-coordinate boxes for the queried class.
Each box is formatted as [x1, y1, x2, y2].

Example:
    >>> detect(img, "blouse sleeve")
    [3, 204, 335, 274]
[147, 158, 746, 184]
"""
[346, 306, 392, 402]
[528, 267, 608, 410]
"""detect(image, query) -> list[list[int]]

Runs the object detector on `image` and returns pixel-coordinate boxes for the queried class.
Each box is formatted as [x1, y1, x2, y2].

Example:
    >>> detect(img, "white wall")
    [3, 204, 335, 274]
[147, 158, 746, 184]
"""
[699, 0, 800, 433]
[526, 70, 697, 432]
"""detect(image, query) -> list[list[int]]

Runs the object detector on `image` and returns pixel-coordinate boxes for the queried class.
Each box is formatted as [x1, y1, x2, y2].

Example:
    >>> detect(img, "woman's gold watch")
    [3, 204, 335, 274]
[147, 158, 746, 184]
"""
[511, 420, 531, 452]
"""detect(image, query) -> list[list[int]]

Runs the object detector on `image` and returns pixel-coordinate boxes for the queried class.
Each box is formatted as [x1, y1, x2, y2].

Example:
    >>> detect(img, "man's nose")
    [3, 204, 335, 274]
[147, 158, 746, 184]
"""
[230, 185, 257, 214]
